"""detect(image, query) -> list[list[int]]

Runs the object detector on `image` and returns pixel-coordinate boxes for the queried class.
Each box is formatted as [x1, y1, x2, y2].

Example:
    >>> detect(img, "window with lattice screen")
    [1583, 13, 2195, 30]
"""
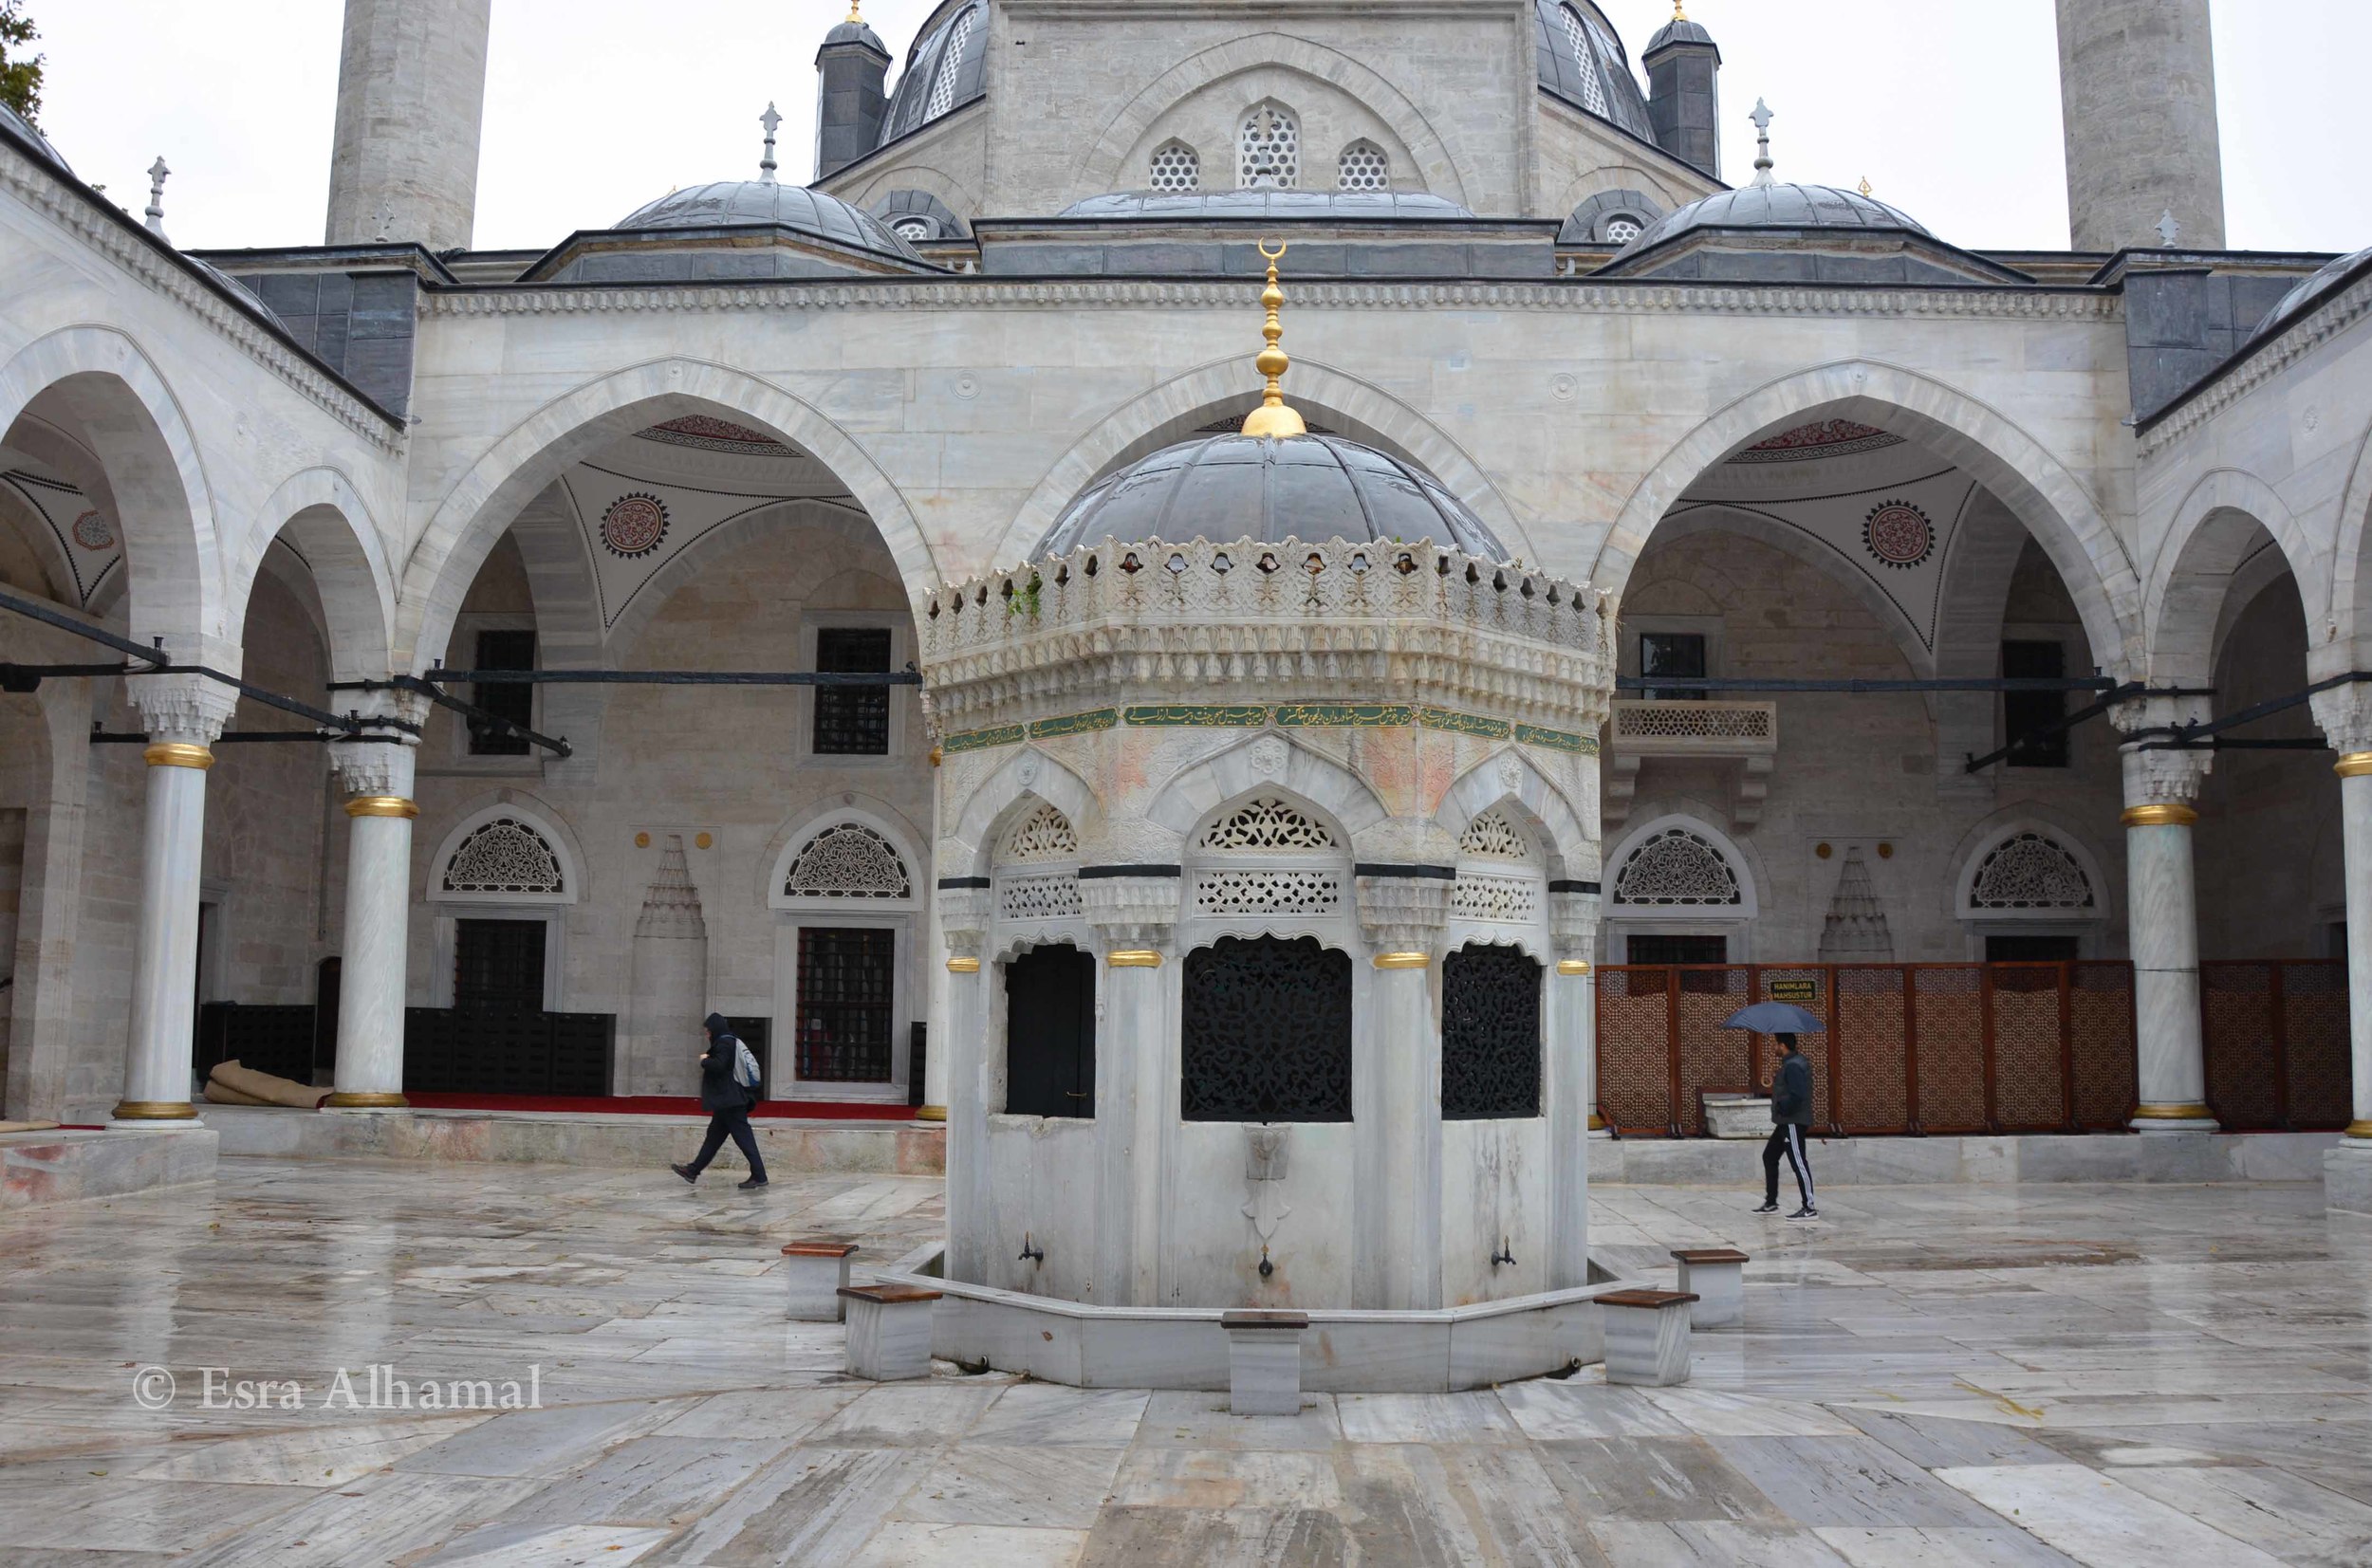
[1336, 140, 1388, 192]
[1150, 140, 1200, 193]
[1238, 103, 1299, 187]
[925, 10, 973, 120]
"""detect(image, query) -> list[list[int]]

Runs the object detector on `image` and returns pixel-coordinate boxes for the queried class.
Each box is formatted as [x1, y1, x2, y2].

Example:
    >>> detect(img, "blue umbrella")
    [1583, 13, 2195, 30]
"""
[1720, 1001, 1825, 1034]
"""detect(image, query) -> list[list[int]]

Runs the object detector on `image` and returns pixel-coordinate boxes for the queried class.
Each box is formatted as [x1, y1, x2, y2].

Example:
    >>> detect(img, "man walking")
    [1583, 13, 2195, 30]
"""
[671, 1013, 769, 1190]
[1754, 1032, 1816, 1218]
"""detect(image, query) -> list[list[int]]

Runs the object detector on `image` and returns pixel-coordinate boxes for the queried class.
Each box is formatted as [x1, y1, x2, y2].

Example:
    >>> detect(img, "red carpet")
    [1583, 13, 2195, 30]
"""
[398, 1093, 920, 1121]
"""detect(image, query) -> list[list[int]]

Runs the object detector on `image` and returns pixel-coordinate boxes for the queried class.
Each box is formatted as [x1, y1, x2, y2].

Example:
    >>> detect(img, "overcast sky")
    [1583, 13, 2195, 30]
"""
[28, 0, 2369, 256]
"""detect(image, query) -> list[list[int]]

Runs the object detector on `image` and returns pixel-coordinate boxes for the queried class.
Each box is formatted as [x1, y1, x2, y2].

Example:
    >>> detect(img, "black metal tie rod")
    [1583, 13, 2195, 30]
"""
[420, 667, 924, 686]
[2124, 670, 2372, 751]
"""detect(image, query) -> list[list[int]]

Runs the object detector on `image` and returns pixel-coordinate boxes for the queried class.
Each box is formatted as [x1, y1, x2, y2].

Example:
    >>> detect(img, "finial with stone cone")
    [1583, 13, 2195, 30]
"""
[143, 157, 170, 238]
[1749, 99, 1775, 190]
[1240, 240, 1306, 440]
[758, 102, 782, 184]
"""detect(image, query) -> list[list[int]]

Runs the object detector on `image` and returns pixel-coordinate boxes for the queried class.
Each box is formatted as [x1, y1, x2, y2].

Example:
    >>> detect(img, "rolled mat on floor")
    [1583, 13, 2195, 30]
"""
[207, 1061, 327, 1109]
[0, 1119, 62, 1134]
[202, 1080, 274, 1106]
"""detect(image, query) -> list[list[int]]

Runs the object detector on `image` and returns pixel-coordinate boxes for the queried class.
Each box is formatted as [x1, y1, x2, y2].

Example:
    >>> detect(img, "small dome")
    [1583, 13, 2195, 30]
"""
[614, 181, 922, 261]
[1625, 182, 1931, 251]
[1645, 16, 1716, 52]
[2250, 246, 2372, 345]
[1036, 434, 1506, 560]
[1058, 190, 1477, 221]
[0, 103, 68, 173]
[1533, 0, 1657, 144]
[880, 0, 988, 146]
[821, 17, 886, 52]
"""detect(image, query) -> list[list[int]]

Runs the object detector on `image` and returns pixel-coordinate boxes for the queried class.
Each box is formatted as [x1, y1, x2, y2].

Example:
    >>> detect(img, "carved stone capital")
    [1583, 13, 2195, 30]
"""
[938, 884, 992, 956]
[1356, 872, 1451, 951]
[126, 673, 240, 746]
[2310, 683, 2372, 757]
[330, 738, 417, 800]
[1549, 886, 1602, 960]
[1082, 874, 1177, 950]
[2120, 746, 2212, 809]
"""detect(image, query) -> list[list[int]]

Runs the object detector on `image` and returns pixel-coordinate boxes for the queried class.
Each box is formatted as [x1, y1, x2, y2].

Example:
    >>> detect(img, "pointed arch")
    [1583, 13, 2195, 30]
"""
[1145, 730, 1388, 845]
[946, 747, 1101, 881]
[1596, 360, 2140, 676]
[1432, 747, 1594, 882]
[2147, 468, 2323, 686]
[398, 359, 936, 673]
[228, 467, 397, 682]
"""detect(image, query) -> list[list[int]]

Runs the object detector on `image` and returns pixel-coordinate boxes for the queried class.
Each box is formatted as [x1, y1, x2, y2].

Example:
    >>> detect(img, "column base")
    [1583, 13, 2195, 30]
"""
[914, 1105, 947, 1123]
[2326, 1139, 2372, 1216]
[2129, 1102, 2217, 1134]
[2344, 1120, 2372, 1141]
[323, 1092, 409, 1110]
[110, 1100, 199, 1122]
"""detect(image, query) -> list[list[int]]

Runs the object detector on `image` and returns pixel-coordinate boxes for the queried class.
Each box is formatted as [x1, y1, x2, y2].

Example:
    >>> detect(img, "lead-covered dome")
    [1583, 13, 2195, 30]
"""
[0, 103, 67, 173]
[880, 0, 987, 145]
[2250, 246, 2372, 345]
[614, 181, 922, 261]
[1626, 182, 1931, 250]
[1035, 434, 1506, 560]
[1533, 0, 1656, 143]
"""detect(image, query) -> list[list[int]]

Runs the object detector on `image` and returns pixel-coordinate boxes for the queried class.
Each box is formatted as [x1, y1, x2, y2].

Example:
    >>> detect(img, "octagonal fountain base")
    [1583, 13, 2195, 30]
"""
[872, 1245, 1645, 1393]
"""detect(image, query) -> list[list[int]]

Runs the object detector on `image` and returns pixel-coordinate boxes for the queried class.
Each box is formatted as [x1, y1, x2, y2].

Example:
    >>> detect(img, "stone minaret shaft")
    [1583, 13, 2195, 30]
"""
[2054, 0, 2225, 251]
[324, 0, 493, 250]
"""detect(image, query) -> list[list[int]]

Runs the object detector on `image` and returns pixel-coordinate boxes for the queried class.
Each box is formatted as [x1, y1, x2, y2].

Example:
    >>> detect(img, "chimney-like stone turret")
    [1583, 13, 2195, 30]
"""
[324, 0, 492, 251]
[2054, 0, 2225, 251]
[815, 3, 891, 182]
[1642, 7, 1720, 180]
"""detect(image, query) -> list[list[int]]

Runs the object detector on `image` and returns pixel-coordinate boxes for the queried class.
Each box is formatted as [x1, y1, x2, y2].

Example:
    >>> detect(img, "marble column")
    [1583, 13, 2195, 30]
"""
[918, 749, 950, 1121]
[938, 884, 991, 1284]
[1547, 886, 1602, 1291]
[1085, 874, 1177, 1307]
[327, 711, 423, 1110]
[2117, 737, 2216, 1132]
[1358, 869, 1451, 1311]
[115, 673, 238, 1122]
[2309, 687, 2372, 1148]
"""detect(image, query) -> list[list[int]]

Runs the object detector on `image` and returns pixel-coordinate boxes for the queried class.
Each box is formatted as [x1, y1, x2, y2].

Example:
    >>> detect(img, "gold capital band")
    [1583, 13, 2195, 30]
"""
[1587, 1110, 1606, 1131]
[945, 956, 981, 973]
[2120, 803, 2197, 828]
[2131, 1101, 2214, 1120]
[142, 742, 214, 771]
[1373, 951, 1430, 969]
[1106, 950, 1162, 968]
[111, 1099, 199, 1120]
[1556, 959, 1592, 975]
[344, 796, 418, 820]
[2337, 752, 2372, 779]
[916, 1104, 948, 1122]
[323, 1091, 409, 1109]
[2344, 1119, 2372, 1139]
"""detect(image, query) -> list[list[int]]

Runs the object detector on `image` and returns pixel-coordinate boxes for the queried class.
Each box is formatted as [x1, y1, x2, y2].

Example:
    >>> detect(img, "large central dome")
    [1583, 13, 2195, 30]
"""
[1034, 433, 1506, 560]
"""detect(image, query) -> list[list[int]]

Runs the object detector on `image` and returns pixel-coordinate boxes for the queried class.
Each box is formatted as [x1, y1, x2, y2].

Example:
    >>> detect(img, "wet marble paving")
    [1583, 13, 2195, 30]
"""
[0, 1159, 2367, 1564]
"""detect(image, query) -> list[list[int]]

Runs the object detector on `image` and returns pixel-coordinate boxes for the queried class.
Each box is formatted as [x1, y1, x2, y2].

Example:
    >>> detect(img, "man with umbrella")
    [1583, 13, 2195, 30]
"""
[1722, 1002, 1820, 1219]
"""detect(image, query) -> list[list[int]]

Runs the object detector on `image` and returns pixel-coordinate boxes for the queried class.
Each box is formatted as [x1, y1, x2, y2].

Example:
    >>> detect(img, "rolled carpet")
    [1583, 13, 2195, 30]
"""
[208, 1061, 327, 1109]
[202, 1080, 273, 1106]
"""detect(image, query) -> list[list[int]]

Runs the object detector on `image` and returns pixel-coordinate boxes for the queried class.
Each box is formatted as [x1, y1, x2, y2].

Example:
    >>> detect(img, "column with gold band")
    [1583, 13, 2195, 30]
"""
[1547, 875, 1602, 1292]
[325, 701, 425, 1110]
[2311, 681, 2372, 1154]
[1357, 866, 1450, 1311]
[937, 879, 992, 1283]
[1083, 870, 1177, 1306]
[2119, 743, 2217, 1132]
[116, 674, 238, 1121]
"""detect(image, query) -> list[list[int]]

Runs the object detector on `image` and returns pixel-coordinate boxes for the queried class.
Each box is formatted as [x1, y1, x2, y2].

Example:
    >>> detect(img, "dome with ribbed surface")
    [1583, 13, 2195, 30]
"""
[0, 103, 68, 173]
[1533, 0, 1656, 143]
[614, 181, 922, 261]
[1646, 16, 1715, 52]
[1625, 182, 1931, 250]
[821, 17, 886, 52]
[880, 0, 988, 146]
[1036, 434, 1506, 560]
[2250, 246, 2372, 345]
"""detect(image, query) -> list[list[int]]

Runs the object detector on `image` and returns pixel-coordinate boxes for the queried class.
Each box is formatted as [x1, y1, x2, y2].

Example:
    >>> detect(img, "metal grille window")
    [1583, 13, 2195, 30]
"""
[1238, 102, 1299, 188]
[813, 627, 893, 755]
[1150, 140, 1200, 193]
[2002, 639, 2069, 767]
[1638, 631, 1706, 701]
[1604, 215, 1643, 245]
[1005, 944, 1096, 1117]
[468, 629, 535, 755]
[795, 926, 895, 1081]
[1626, 933, 1728, 965]
[1442, 944, 1542, 1118]
[454, 919, 545, 1014]
[925, 10, 973, 120]
[1181, 935, 1351, 1120]
[1336, 140, 1388, 192]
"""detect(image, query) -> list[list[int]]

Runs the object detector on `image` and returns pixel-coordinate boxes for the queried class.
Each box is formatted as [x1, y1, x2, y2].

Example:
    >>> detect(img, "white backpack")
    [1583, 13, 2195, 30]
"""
[732, 1040, 763, 1094]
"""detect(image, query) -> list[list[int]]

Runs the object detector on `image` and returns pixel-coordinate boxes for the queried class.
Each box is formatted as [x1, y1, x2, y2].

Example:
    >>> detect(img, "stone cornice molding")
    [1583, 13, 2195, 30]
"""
[2140, 269, 2372, 457]
[0, 143, 407, 455]
[420, 278, 2121, 325]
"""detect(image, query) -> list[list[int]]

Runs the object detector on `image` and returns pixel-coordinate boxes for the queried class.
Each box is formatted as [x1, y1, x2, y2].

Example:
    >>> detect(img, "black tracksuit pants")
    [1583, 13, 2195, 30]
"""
[1763, 1123, 1814, 1208]
[687, 1109, 768, 1182]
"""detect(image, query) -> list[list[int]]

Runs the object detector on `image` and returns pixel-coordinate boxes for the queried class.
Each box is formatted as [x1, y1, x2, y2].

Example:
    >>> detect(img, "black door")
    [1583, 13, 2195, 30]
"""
[1005, 945, 1096, 1118]
[795, 927, 896, 1082]
[1626, 933, 1728, 965]
[1985, 934, 2081, 963]
[313, 956, 342, 1076]
[454, 919, 547, 1013]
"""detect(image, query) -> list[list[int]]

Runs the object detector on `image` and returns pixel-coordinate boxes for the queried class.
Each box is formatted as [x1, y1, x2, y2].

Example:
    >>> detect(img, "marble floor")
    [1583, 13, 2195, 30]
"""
[1, 1161, 2368, 1565]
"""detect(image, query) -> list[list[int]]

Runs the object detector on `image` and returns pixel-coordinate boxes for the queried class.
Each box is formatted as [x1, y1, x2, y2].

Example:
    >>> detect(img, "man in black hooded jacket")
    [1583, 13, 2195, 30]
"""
[671, 1013, 769, 1190]
[1755, 1032, 1816, 1218]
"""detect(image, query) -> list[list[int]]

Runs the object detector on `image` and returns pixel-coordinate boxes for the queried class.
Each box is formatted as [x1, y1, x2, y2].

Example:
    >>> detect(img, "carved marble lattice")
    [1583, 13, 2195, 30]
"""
[1238, 102, 1300, 187]
[443, 817, 565, 895]
[1450, 873, 1539, 923]
[1181, 935, 1352, 1121]
[1460, 808, 1531, 860]
[1616, 705, 1771, 740]
[1613, 827, 1741, 907]
[1442, 944, 1542, 1118]
[1000, 802, 1078, 864]
[1200, 796, 1335, 851]
[999, 873, 1084, 920]
[1969, 832, 2094, 911]
[1193, 869, 1343, 917]
[1149, 139, 1199, 193]
[784, 823, 911, 900]
[1336, 139, 1388, 192]
[925, 9, 973, 120]
[1560, 4, 1608, 116]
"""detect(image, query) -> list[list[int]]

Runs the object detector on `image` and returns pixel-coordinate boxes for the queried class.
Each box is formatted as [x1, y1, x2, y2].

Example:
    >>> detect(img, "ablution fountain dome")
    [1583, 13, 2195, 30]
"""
[902, 248, 1628, 1390]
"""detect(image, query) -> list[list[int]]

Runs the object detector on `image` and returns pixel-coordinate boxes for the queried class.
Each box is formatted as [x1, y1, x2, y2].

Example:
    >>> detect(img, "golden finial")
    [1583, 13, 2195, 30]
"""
[846, 0, 863, 22]
[1858, 175, 1873, 197]
[1673, 1, 1687, 18]
[1240, 240, 1306, 440]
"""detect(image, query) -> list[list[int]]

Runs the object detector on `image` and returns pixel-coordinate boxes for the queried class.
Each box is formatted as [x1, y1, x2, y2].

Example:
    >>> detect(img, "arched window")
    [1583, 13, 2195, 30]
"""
[1149, 139, 1200, 194]
[925, 9, 974, 120]
[1965, 831, 2095, 912]
[1238, 102, 1300, 188]
[442, 816, 565, 897]
[995, 802, 1083, 921]
[1442, 944, 1542, 1118]
[1451, 808, 1541, 923]
[1612, 825, 1742, 908]
[1336, 139, 1389, 192]
[1193, 796, 1341, 915]
[1560, 4, 1608, 117]
[890, 215, 936, 243]
[782, 822, 912, 901]
[1182, 935, 1351, 1120]
[1603, 213, 1644, 245]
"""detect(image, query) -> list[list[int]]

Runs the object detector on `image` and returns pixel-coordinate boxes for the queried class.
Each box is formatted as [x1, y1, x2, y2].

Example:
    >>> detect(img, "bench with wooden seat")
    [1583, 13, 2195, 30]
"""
[781, 1240, 861, 1321]
[838, 1283, 941, 1380]
[1219, 1309, 1309, 1416]
[1598, 1288, 1697, 1386]
[1670, 1247, 1750, 1328]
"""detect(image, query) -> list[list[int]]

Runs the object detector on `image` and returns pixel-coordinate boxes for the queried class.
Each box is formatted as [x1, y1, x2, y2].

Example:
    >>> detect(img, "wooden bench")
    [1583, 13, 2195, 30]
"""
[839, 1284, 940, 1380]
[1670, 1248, 1750, 1329]
[782, 1240, 861, 1321]
[1598, 1288, 1697, 1386]
[1219, 1309, 1309, 1416]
